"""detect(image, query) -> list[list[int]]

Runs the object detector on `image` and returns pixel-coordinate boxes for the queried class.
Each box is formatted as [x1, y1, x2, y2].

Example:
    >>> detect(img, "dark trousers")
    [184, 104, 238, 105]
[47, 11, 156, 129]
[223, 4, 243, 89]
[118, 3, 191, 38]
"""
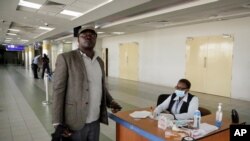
[41, 64, 51, 79]
[32, 64, 39, 79]
[70, 120, 100, 141]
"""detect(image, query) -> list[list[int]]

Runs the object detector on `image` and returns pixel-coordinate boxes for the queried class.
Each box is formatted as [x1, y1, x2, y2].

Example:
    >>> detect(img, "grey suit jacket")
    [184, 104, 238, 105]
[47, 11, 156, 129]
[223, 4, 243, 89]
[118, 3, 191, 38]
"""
[52, 49, 113, 131]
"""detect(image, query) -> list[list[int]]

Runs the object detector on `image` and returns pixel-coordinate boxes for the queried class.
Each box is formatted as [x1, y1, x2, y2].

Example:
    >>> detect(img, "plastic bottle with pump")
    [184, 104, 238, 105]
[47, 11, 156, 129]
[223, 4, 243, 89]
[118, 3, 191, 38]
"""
[215, 103, 223, 128]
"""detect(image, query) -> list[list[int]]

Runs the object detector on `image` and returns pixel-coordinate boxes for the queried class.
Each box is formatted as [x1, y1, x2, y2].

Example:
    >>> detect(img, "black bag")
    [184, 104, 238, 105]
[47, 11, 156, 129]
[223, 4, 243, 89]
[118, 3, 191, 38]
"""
[51, 125, 72, 141]
[231, 109, 239, 123]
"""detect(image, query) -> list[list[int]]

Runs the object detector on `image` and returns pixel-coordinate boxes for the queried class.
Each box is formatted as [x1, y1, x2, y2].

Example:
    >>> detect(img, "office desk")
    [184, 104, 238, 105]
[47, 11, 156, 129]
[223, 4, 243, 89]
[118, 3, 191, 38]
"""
[109, 108, 231, 141]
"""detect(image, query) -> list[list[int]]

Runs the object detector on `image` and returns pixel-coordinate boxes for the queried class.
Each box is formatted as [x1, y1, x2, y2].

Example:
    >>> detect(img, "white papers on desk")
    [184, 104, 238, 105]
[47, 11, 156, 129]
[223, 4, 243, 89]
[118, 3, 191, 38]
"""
[192, 123, 219, 139]
[129, 111, 151, 118]
[149, 113, 174, 120]
[200, 123, 219, 133]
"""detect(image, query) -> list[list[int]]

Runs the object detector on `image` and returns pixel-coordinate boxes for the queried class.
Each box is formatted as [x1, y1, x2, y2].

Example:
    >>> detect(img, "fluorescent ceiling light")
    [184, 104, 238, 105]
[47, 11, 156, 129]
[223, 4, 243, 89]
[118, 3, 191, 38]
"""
[5, 38, 12, 40]
[5, 40, 11, 42]
[95, 25, 100, 29]
[8, 29, 20, 32]
[34, 27, 54, 38]
[102, 0, 218, 28]
[21, 39, 29, 42]
[64, 41, 72, 44]
[68, 0, 113, 20]
[97, 32, 105, 34]
[6, 33, 17, 36]
[222, 34, 231, 38]
[112, 32, 125, 35]
[18, 0, 42, 9]
[39, 26, 54, 31]
[60, 10, 83, 17]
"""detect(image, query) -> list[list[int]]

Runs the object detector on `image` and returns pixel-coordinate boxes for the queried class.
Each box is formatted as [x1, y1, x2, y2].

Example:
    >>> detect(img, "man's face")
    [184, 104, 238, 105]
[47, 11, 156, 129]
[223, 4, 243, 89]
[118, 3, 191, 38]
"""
[78, 31, 97, 51]
[175, 82, 189, 94]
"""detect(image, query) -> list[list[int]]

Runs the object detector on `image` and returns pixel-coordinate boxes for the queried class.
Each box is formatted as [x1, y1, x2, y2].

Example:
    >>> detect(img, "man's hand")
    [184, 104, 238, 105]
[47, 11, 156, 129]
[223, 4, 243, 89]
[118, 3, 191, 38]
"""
[110, 100, 122, 113]
[163, 110, 170, 114]
[62, 128, 72, 137]
[52, 124, 72, 140]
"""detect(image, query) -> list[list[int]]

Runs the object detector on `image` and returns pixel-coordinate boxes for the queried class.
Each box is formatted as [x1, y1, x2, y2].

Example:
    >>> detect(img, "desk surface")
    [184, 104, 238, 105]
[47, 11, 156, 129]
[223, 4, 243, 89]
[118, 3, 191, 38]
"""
[109, 108, 231, 141]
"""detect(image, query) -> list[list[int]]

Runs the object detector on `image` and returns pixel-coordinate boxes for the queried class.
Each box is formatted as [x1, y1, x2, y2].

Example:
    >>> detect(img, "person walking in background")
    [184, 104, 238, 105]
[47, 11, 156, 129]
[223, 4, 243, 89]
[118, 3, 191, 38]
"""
[52, 27, 122, 141]
[31, 55, 40, 79]
[41, 53, 51, 79]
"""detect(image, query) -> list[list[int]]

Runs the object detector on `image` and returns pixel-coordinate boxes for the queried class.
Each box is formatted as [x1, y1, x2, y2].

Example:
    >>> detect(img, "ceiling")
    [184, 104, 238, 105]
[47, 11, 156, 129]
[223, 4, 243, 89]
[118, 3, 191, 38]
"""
[1, 0, 250, 45]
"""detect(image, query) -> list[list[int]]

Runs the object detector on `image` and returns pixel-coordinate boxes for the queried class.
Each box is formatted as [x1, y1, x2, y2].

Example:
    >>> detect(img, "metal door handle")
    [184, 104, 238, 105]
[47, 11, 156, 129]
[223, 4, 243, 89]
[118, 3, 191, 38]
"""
[204, 57, 207, 68]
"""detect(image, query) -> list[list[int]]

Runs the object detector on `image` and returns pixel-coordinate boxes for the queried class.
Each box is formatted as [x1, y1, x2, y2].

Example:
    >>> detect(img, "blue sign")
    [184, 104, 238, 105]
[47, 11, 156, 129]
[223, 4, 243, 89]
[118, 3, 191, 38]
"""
[5, 44, 25, 51]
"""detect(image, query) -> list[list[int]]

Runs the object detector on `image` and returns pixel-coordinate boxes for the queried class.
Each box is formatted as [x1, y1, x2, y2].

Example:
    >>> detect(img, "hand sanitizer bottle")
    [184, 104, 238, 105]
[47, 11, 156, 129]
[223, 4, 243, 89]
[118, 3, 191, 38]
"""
[193, 110, 201, 128]
[215, 103, 223, 127]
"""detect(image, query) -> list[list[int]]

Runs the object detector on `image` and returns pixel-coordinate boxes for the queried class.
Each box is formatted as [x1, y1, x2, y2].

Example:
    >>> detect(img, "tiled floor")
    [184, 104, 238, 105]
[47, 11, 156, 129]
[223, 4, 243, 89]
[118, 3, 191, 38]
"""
[0, 65, 249, 141]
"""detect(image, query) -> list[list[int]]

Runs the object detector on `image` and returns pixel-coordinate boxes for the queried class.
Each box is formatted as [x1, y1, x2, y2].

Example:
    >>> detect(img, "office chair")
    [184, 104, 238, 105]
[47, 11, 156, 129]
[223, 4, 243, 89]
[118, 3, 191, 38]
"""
[156, 94, 170, 106]
[198, 107, 211, 116]
[156, 94, 211, 116]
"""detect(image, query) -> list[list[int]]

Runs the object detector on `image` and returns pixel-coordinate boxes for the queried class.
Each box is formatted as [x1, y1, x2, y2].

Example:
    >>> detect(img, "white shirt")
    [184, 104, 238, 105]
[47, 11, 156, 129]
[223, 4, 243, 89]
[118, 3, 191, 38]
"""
[154, 93, 199, 120]
[80, 51, 102, 123]
[33, 55, 40, 64]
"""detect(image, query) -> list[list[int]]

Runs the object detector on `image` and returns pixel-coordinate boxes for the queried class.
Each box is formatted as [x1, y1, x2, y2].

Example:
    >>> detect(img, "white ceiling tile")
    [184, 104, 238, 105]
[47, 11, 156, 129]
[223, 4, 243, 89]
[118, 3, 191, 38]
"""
[47, 12, 57, 16]
[49, 0, 76, 5]
[37, 10, 57, 17]
[39, 5, 63, 13]
[10, 22, 42, 40]
[64, 5, 88, 13]
[70, 1, 95, 13]
[18, 6, 37, 12]
[37, 10, 47, 15]
[26, 0, 47, 5]
[71, 0, 94, 9]
[89, 0, 109, 5]
[77, 0, 109, 5]
[70, 0, 112, 13]
[56, 14, 74, 20]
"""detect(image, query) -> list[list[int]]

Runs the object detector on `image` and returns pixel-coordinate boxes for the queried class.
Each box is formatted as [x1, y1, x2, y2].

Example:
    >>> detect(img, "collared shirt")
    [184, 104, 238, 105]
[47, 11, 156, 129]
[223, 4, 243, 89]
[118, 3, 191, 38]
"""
[33, 55, 40, 64]
[154, 93, 199, 120]
[79, 51, 102, 123]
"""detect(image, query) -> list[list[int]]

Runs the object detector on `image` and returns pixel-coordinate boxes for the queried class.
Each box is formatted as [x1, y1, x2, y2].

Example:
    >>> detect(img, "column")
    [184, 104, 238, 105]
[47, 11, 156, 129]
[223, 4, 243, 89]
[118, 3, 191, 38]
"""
[28, 45, 34, 69]
[72, 38, 78, 50]
[42, 40, 51, 58]
[24, 47, 29, 69]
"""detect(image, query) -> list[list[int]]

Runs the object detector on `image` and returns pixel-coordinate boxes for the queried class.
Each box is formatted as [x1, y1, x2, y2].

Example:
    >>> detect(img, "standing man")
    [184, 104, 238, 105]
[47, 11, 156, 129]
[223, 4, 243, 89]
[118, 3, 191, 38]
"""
[52, 27, 122, 141]
[41, 53, 51, 79]
[32, 55, 40, 79]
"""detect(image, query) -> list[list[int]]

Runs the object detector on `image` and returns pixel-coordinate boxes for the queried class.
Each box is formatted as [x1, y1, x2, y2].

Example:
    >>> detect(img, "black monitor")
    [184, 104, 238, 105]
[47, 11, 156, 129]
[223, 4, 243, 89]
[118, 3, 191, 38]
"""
[73, 26, 81, 37]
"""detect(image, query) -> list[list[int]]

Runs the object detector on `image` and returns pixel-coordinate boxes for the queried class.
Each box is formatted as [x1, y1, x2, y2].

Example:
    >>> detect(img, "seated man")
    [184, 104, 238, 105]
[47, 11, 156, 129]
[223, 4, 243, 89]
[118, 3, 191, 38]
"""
[154, 79, 199, 120]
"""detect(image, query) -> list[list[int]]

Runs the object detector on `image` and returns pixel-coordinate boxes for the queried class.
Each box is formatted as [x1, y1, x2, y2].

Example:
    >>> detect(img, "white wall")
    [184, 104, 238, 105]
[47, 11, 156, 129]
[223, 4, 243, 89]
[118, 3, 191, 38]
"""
[95, 38, 103, 56]
[63, 43, 73, 52]
[51, 43, 63, 71]
[102, 17, 250, 101]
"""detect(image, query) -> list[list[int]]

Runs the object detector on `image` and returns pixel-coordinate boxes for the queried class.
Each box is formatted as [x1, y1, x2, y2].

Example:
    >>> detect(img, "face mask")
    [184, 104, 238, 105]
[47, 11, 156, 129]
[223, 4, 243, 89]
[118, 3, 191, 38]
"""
[175, 90, 185, 97]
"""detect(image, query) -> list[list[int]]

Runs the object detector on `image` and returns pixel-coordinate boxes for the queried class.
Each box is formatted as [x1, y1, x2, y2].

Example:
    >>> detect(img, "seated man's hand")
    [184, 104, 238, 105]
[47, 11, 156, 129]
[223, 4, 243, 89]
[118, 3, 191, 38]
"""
[162, 110, 170, 114]
[110, 100, 122, 113]
[153, 109, 160, 119]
